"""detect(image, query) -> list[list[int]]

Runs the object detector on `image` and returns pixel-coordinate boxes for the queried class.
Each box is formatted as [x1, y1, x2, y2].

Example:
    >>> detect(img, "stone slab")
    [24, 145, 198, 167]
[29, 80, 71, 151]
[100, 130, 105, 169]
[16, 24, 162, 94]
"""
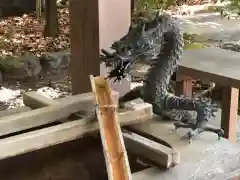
[130, 116, 240, 180]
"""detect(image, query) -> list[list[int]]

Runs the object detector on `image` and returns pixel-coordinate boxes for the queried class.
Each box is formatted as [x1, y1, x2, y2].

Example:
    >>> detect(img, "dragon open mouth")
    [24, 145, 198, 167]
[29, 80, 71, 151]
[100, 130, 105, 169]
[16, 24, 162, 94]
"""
[101, 11, 165, 82]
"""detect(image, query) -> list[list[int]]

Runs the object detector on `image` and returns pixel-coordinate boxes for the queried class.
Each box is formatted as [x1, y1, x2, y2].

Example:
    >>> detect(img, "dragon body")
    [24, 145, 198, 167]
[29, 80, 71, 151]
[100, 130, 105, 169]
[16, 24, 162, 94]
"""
[101, 11, 224, 142]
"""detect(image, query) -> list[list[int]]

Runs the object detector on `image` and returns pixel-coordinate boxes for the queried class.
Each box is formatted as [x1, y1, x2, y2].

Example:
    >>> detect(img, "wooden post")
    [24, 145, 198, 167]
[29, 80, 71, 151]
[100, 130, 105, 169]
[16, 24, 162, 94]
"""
[69, 0, 131, 95]
[176, 73, 193, 97]
[221, 87, 239, 143]
[69, 0, 100, 94]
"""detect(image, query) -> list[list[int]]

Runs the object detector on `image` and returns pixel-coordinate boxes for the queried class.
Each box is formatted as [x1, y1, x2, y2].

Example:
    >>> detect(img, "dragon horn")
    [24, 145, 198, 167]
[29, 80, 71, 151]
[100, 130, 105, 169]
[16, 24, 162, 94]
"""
[141, 24, 146, 34]
[156, 10, 160, 17]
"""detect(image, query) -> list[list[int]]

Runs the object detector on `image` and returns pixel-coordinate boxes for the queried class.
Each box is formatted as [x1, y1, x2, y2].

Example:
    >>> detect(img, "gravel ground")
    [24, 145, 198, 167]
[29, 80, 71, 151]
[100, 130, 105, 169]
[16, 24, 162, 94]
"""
[0, 61, 71, 110]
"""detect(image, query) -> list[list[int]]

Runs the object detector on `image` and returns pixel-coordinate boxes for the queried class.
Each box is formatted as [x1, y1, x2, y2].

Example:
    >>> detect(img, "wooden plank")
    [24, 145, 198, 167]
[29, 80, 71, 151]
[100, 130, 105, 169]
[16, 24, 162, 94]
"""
[0, 107, 31, 118]
[90, 75, 132, 180]
[0, 92, 116, 136]
[22, 91, 69, 123]
[0, 101, 152, 161]
[122, 130, 180, 169]
[23, 91, 119, 112]
[221, 86, 239, 143]
[22, 91, 59, 109]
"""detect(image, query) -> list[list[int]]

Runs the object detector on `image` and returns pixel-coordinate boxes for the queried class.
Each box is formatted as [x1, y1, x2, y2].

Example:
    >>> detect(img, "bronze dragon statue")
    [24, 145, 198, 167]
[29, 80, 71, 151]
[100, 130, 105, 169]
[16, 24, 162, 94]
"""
[100, 11, 224, 142]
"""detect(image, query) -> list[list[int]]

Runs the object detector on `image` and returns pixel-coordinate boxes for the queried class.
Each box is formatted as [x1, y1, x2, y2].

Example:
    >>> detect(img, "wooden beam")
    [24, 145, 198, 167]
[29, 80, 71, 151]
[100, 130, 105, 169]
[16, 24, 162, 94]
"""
[69, 0, 100, 94]
[90, 75, 132, 180]
[0, 92, 116, 136]
[23, 91, 119, 117]
[0, 101, 152, 161]
[122, 130, 180, 170]
[22, 91, 59, 109]
[221, 86, 239, 143]
[0, 107, 31, 118]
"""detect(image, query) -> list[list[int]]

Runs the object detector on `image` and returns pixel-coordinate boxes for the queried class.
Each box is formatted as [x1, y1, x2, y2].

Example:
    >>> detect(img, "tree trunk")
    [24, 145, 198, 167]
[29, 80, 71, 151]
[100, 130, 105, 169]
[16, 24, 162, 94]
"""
[36, 0, 42, 20]
[43, 0, 59, 37]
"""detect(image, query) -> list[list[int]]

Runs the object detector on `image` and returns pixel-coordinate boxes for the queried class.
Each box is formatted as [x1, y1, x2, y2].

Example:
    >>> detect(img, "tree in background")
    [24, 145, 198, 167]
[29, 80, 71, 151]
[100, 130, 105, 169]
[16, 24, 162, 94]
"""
[133, 0, 177, 12]
[43, 0, 59, 37]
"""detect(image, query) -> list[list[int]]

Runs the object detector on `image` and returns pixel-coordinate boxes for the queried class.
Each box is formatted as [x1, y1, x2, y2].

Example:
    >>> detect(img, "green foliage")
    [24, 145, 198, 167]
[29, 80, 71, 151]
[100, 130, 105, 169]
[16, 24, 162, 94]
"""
[183, 33, 210, 50]
[216, 0, 240, 18]
[184, 42, 206, 49]
[133, 0, 176, 13]
[0, 56, 22, 70]
[131, 10, 208, 50]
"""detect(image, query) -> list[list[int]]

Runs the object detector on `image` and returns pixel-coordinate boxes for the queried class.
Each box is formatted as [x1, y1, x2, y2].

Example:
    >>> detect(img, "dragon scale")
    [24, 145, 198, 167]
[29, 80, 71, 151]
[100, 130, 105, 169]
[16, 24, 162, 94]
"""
[101, 12, 224, 142]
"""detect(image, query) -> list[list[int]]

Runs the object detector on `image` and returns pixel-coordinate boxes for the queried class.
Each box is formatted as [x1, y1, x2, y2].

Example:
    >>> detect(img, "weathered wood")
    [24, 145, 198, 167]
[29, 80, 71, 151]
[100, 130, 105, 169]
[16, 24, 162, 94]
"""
[221, 87, 239, 143]
[23, 91, 78, 123]
[122, 130, 180, 169]
[23, 91, 119, 109]
[69, 0, 100, 94]
[175, 73, 193, 97]
[0, 101, 152, 161]
[23, 91, 59, 109]
[0, 107, 31, 118]
[0, 92, 116, 136]
[90, 75, 132, 180]
[23, 91, 119, 119]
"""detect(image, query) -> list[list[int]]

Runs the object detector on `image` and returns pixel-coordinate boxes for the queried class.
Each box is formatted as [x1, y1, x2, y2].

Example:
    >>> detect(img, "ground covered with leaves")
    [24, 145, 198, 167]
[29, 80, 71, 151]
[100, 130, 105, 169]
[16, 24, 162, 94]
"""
[0, 8, 71, 110]
[0, 7, 70, 58]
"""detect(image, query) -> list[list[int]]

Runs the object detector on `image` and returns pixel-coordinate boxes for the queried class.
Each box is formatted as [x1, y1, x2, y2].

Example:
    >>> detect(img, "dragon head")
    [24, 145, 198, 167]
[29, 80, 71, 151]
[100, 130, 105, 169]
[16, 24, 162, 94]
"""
[102, 11, 169, 82]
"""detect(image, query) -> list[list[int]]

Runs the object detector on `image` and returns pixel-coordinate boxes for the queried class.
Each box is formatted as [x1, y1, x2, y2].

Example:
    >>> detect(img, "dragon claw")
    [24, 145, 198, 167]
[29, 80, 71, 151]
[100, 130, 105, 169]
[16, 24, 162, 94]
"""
[188, 133, 193, 144]
[174, 120, 224, 142]
[216, 129, 224, 140]
[187, 129, 201, 143]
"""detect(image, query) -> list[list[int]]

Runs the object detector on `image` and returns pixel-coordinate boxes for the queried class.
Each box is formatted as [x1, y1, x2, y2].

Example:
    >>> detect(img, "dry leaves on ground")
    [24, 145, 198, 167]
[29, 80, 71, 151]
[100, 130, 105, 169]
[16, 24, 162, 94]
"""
[0, 8, 70, 57]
